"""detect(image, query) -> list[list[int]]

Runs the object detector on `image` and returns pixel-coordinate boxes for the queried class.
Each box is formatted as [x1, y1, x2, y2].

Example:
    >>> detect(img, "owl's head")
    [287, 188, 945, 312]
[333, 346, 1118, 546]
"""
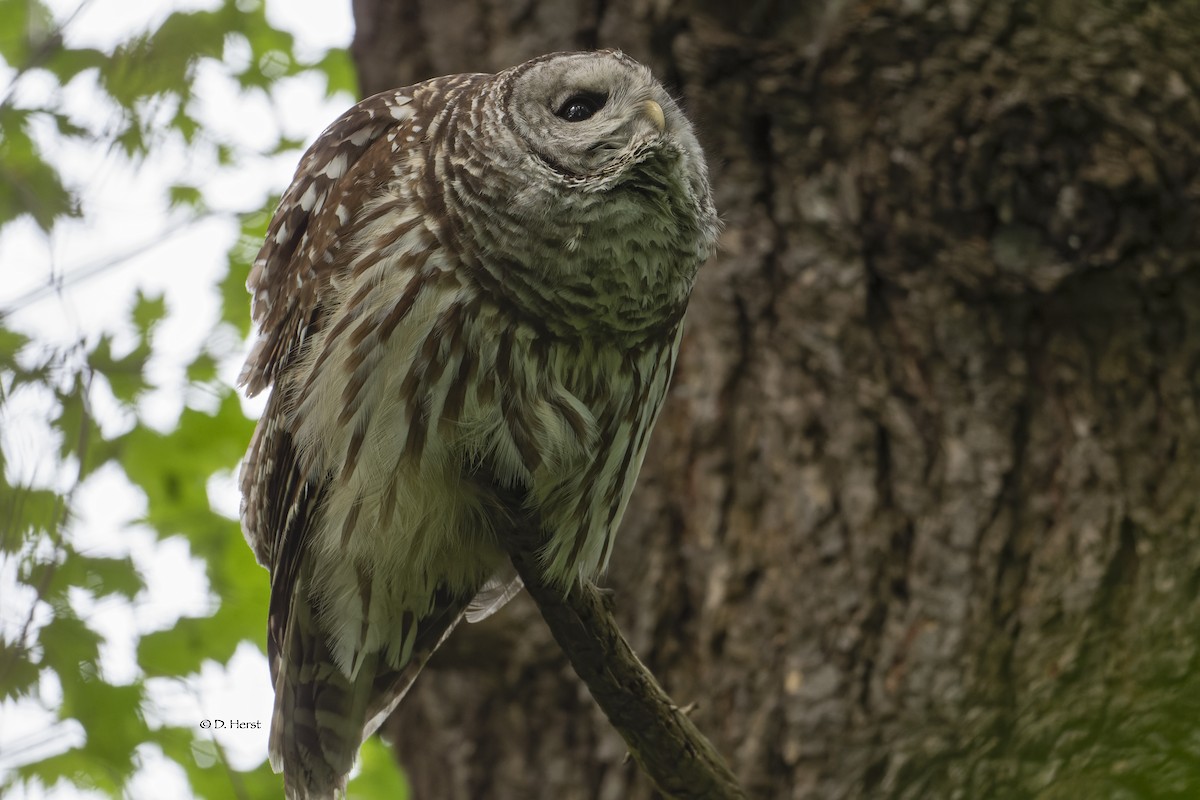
[448, 50, 718, 328]
[498, 50, 712, 212]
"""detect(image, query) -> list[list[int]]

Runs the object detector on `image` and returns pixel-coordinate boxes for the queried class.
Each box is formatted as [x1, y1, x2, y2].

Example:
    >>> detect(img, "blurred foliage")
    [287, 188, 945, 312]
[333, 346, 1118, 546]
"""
[0, 0, 403, 797]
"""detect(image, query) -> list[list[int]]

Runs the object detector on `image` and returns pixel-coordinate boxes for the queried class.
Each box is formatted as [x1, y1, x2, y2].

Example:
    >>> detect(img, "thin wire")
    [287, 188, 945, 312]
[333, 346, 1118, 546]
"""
[0, 212, 227, 320]
[0, 720, 85, 768]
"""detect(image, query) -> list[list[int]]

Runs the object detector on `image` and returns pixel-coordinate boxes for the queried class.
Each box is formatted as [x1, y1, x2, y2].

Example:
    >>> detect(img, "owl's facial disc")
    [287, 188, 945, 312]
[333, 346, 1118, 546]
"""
[508, 51, 679, 180]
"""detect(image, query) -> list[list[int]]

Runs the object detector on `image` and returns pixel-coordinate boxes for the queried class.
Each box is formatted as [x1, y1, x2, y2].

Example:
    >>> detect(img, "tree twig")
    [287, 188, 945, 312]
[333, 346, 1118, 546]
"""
[501, 526, 747, 800]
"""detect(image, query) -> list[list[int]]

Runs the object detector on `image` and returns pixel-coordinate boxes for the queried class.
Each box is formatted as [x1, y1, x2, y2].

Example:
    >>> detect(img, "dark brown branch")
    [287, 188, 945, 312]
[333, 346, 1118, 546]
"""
[502, 528, 747, 800]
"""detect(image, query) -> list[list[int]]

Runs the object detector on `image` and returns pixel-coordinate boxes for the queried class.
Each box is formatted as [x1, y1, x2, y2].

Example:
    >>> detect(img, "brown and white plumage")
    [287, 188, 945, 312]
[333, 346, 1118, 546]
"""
[239, 50, 718, 798]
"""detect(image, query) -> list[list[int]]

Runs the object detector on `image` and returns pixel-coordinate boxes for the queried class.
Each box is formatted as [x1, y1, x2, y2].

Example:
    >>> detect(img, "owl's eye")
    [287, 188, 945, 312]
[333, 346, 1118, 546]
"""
[555, 93, 606, 122]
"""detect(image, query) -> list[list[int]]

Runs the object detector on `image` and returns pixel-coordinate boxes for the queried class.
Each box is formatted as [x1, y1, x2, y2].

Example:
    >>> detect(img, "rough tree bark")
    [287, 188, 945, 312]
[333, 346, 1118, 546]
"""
[350, 1, 1200, 797]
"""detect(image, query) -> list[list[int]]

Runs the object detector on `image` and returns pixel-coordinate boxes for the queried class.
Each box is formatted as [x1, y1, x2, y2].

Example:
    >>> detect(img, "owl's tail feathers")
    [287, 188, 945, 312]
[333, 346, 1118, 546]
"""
[269, 596, 374, 800]
[268, 588, 475, 798]
[360, 596, 471, 737]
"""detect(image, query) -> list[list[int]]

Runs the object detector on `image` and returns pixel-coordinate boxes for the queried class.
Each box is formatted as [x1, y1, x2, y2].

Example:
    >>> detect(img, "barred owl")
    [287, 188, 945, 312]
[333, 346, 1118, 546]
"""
[239, 50, 718, 799]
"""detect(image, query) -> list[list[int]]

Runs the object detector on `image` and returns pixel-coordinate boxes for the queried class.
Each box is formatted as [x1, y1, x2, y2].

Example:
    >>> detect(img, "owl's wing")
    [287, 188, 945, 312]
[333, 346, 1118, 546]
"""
[239, 85, 423, 595]
[239, 77, 509, 797]
[237, 90, 435, 799]
[239, 89, 423, 398]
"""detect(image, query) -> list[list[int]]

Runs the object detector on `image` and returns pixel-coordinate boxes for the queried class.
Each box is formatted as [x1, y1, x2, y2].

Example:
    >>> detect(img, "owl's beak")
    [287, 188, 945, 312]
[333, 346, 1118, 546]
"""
[641, 100, 667, 133]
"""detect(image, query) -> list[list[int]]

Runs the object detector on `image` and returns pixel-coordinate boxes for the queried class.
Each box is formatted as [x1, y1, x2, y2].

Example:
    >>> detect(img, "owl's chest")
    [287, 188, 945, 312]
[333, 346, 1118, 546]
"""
[454, 319, 631, 482]
[555, 199, 699, 332]
[458, 319, 682, 584]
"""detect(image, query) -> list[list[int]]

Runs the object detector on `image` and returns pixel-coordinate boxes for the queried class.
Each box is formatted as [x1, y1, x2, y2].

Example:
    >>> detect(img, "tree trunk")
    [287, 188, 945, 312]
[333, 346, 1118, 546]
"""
[351, 1, 1200, 797]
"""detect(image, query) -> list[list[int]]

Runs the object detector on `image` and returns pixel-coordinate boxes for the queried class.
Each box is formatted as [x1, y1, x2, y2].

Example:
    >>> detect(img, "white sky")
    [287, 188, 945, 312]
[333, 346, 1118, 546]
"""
[0, 1, 356, 797]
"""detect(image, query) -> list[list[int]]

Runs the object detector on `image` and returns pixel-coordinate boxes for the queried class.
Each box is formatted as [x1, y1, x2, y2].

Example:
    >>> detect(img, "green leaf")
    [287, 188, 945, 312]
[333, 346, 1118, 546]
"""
[314, 49, 358, 98]
[139, 614, 238, 676]
[120, 392, 252, 526]
[186, 351, 219, 383]
[28, 552, 144, 602]
[78, 553, 145, 598]
[117, 392, 259, 625]
[168, 183, 204, 210]
[20, 681, 149, 792]
[76, 291, 165, 406]
[0, 482, 62, 552]
[269, 135, 307, 156]
[68, 680, 147, 767]
[232, 6, 300, 92]
[40, 364, 117, 477]
[0, 326, 31, 367]
[109, 117, 145, 158]
[131, 290, 167, 338]
[101, 9, 226, 108]
[0, 0, 55, 69]
[38, 612, 101, 676]
[48, 111, 90, 139]
[0, 107, 77, 230]
[88, 334, 150, 406]
[43, 45, 106, 84]
[16, 747, 113, 794]
[348, 736, 409, 800]
[171, 105, 201, 143]
[51, 374, 89, 458]
[0, 639, 40, 700]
